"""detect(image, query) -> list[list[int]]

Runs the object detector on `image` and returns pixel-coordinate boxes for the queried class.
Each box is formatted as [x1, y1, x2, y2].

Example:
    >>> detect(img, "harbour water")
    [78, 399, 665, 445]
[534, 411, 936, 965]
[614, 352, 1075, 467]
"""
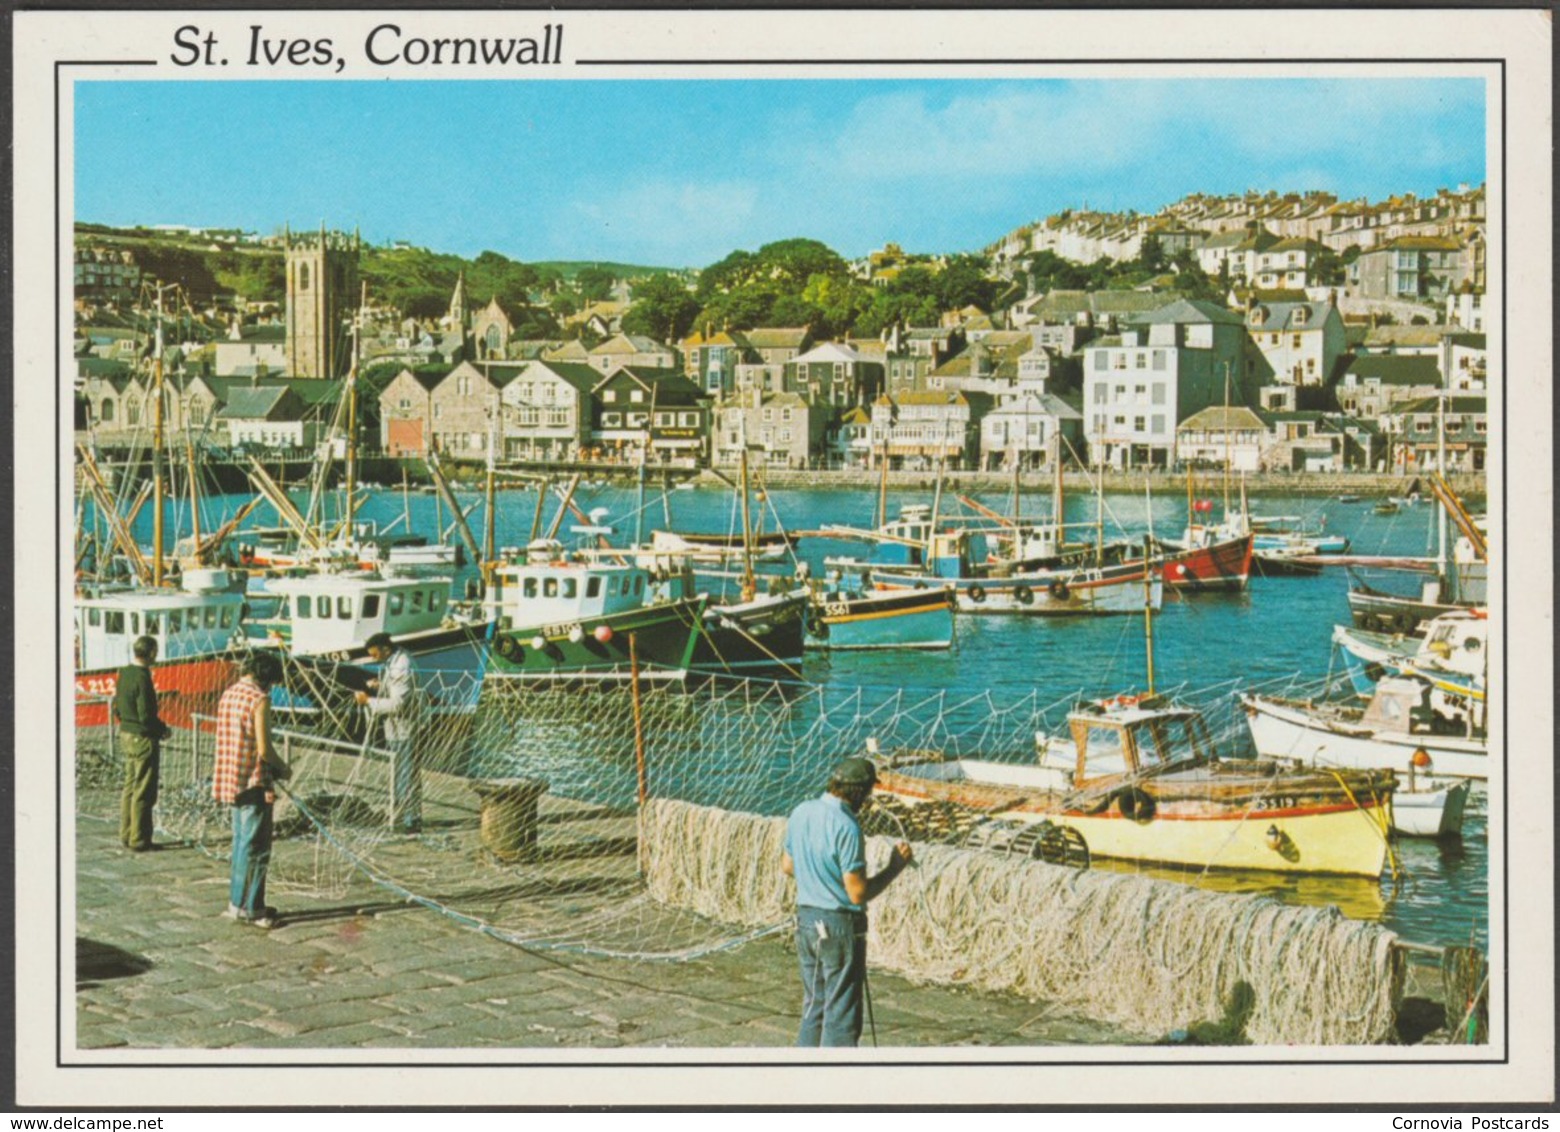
[110, 479, 1491, 951]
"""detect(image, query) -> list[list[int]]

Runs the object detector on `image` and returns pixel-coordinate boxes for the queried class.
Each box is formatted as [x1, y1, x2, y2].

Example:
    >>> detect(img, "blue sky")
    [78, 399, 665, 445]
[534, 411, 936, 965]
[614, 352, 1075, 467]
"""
[75, 78, 1485, 267]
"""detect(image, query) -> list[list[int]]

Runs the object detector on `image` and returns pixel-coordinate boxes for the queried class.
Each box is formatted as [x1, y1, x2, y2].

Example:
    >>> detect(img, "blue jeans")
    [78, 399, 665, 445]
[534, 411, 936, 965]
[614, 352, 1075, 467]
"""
[229, 787, 274, 918]
[795, 906, 868, 1047]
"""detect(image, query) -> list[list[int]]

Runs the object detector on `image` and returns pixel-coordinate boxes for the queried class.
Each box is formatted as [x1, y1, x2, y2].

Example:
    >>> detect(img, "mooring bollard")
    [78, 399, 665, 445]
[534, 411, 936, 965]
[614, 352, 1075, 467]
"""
[470, 777, 550, 861]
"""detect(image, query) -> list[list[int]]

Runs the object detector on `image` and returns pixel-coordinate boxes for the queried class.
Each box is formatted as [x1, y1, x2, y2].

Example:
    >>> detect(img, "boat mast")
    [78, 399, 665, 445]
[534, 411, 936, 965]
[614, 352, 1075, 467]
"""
[152, 284, 166, 587]
[484, 396, 497, 580]
[1436, 392, 1449, 597]
[344, 281, 364, 540]
[1221, 364, 1233, 521]
[1142, 535, 1156, 696]
[875, 436, 889, 530]
[1052, 428, 1064, 542]
[738, 444, 756, 602]
[185, 438, 202, 565]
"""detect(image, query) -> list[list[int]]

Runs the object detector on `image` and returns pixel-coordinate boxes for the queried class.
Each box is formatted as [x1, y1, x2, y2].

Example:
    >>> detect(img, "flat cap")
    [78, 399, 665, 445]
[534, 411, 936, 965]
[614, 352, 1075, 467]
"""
[831, 756, 878, 787]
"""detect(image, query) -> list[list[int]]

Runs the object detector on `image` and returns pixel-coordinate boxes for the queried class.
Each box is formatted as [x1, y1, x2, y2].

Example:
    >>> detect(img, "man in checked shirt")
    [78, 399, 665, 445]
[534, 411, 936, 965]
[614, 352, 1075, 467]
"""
[212, 653, 290, 929]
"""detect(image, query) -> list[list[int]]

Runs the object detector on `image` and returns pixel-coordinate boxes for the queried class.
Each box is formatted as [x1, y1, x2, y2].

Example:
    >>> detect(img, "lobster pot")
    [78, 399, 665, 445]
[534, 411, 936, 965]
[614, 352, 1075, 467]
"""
[471, 777, 550, 860]
[639, 798, 1405, 1045]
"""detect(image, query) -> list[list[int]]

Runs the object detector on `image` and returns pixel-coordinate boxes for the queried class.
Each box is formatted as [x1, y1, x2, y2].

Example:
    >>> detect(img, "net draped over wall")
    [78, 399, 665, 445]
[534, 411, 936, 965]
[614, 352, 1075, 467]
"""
[79, 660, 1401, 1043]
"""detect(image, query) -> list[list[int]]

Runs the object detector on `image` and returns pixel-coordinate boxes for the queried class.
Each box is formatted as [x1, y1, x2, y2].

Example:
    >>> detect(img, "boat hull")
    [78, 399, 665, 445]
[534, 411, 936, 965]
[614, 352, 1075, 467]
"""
[873, 564, 1159, 616]
[488, 597, 705, 682]
[806, 588, 956, 650]
[874, 761, 1391, 877]
[76, 652, 240, 731]
[693, 591, 807, 675]
[1157, 534, 1253, 592]
[1393, 778, 1472, 838]
[1241, 693, 1488, 780]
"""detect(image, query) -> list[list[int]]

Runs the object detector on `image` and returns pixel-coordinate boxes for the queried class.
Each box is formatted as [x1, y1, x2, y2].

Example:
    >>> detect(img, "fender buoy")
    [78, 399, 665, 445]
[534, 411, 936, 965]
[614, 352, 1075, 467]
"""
[806, 611, 828, 638]
[913, 581, 928, 590]
[1014, 584, 1034, 605]
[968, 584, 986, 603]
[1048, 579, 1071, 601]
[1116, 786, 1156, 823]
[496, 636, 519, 660]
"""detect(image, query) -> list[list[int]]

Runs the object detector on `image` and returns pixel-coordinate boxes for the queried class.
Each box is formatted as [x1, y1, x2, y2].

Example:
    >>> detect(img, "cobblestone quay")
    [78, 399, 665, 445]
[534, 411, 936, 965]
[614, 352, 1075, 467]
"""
[75, 795, 1150, 1051]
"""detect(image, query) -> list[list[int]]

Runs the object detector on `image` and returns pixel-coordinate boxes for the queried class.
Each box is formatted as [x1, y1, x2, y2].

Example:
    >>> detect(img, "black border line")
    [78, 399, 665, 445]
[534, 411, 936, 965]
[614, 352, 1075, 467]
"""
[52, 51, 1511, 1081]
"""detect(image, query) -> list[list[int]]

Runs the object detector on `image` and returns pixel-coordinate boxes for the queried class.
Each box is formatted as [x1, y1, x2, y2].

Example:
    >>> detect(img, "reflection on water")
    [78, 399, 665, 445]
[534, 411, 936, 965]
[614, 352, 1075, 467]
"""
[153, 487, 1492, 952]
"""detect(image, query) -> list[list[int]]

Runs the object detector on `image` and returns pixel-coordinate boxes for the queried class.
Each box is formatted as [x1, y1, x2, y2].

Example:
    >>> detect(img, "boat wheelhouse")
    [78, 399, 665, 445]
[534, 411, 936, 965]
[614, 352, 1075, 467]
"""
[486, 541, 705, 682]
[75, 569, 247, 729]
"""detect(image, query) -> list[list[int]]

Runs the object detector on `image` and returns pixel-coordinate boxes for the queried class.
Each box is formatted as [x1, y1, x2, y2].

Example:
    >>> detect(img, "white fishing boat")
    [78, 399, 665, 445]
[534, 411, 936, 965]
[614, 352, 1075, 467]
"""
[75, 569, 248, 730]
[1240, 675, 1487, 781]
[1333, 608, 1488, 700]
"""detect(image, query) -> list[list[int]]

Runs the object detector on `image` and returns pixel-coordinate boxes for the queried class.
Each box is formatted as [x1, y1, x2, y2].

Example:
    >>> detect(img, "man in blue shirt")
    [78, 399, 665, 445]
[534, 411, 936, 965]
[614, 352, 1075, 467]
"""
[781, 757, 913, 1047]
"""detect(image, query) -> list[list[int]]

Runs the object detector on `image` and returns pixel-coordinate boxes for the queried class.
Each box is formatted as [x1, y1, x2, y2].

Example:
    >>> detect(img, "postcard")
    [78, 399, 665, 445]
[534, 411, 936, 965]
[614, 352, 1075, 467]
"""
[12, 6, 1553, 1109]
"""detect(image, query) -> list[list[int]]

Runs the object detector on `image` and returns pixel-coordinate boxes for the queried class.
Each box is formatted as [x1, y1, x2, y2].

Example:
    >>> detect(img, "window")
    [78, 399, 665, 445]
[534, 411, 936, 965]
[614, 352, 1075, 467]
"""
[630, 389, 644, 403]
[1114, 385, 1126, 400]
[1151, 384, 1166, 405]
[1134, 417, 1146, 432]
[144, 612, 160, 634]
[634, 576, 644, 596]
[587, 577, 601, 598]
[410, 591, 425, 612]
[1151, 415, 1165, 435]
[1292, 335, 1302, 349]
[430, 591, 444, 612]
[205, 608, 218, 629]
[1093, 384, 1108, 404]
[220, 608, 234, 629]
[105, 611, 123, 634]
[1152, 350, 1167, 370]
[318, 598, 333, 620]
[523, 578, 538, 598]
[543, 578, 558, 597]
[1094, 352, 1108, 371]
[337, 596, 353, 619]
[680, 412, 698, 427]
[762, 408, 773, 422]
[562, 579, 577, 599]
[389, 593, 404, 615]
[1134, 384, 1146, 400]
[167, 611, 183, 633]
[1135, 353, 1147, 369]
[603, 390, 617, 403]
[363, 595, 380, 619]
[780, 429, 792, 443]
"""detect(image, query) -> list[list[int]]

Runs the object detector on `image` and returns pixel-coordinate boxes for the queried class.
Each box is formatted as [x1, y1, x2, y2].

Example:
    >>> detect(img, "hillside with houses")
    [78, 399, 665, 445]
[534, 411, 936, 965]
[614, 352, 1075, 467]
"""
[74, 182, 1488, 478]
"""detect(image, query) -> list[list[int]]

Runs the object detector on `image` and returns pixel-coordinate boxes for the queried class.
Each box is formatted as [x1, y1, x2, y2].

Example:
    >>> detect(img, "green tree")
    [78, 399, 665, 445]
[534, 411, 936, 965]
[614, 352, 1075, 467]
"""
[1138, 234, 1167, 273]
[622, 273, 700, 342]
[934, 254, 999, 312]
[575, 265, 617, 303]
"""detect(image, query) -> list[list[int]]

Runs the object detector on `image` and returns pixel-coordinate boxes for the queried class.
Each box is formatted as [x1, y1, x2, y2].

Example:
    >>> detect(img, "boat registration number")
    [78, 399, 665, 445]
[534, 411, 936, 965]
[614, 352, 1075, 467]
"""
[540, 621, 582, 639]
[1252, 796, 1302, 811]
[822, 602, 851, 618]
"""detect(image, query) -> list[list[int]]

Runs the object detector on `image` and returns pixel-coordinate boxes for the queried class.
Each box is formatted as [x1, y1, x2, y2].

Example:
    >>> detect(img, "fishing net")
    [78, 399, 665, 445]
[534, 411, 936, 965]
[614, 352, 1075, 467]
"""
[77, 657, 1403, 1043]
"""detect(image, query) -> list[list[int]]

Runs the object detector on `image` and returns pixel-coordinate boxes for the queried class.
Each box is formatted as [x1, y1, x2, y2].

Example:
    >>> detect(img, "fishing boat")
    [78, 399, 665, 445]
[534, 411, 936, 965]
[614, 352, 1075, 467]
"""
[75, 569, 248, 730]
[870, 695, 1396, 877]
[1332, 609, 1488, 700]
[869, 527, 1162, 616]
[1240, 675, 1487, 781]
[804, 582, 956, 650]
[485, 540, 706, 682]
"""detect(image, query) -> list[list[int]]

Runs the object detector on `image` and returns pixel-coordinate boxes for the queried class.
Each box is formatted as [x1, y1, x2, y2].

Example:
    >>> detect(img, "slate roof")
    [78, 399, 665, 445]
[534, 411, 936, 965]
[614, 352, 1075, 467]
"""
[1247, 301, 1338, 332]
[1342, 355, 1442, 386]
[1138, 298, 1246, 327]
[1176, 406, 1268, 432]
[218, 386, 302, 421]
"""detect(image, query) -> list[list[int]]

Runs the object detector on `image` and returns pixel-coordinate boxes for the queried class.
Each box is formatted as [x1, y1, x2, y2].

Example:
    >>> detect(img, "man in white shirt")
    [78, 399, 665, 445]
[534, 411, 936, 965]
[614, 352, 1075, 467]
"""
[355, 632, 424, 833]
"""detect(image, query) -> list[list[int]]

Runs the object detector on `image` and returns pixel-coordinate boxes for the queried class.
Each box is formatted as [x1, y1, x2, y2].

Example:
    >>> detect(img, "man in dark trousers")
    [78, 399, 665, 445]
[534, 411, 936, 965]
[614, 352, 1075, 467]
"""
[112, 635, 170, 852]
[781, 757, 913, 1047]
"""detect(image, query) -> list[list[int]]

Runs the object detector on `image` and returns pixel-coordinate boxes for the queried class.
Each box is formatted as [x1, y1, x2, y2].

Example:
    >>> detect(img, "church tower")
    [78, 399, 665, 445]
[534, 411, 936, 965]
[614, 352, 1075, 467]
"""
[285, 223, 360, 378]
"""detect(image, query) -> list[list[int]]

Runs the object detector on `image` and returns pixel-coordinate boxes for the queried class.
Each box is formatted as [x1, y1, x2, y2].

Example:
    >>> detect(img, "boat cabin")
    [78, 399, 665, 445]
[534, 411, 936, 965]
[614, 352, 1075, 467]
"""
[263, 573, 454, 656]
[489, 541, 656, 631]
[1063, 702, 1218, 787]
[1418, 611, 1486, 677]
[76, 584, 245, 671]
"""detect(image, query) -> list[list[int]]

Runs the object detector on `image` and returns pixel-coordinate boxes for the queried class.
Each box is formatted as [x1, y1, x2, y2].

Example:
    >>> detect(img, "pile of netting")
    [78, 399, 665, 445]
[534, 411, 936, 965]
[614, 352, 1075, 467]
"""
[95, 661, 1403, 1039]
[640, 798, 1403, 1045]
